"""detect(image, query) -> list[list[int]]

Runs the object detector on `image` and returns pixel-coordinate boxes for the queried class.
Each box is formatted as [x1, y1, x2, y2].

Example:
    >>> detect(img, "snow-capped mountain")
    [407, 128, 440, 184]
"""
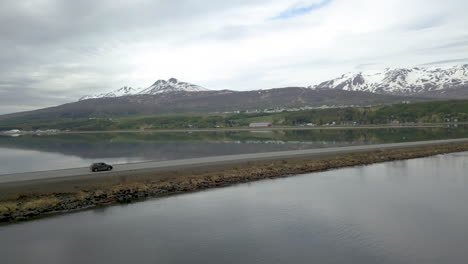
[79, 86, 138, 100]
[80, 78, 209, 100]
[139, 78, 209, 94]
[79, 65, 468, 101]
[310, 64, 468, 96]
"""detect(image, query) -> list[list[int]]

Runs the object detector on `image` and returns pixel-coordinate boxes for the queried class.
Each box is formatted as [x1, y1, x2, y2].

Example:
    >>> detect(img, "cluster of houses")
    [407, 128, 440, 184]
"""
[225, 105, 355, 115]
[2, 129, 60, 136]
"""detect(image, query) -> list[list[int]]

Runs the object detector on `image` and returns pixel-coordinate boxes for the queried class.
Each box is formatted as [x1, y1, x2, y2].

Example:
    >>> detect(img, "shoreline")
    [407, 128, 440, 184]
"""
[1, 142, 468, 224]
[1, 122, 465, 135]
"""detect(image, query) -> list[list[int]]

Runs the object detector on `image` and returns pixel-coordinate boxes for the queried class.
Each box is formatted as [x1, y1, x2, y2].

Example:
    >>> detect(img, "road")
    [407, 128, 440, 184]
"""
[1, 138, 467, 184]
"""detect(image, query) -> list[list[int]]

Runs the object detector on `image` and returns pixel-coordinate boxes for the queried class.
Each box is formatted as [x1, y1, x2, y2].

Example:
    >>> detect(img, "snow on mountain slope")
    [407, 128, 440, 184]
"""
[80, 78, 209, 100]
[138, 78, 209, 94]
[310, 64, 468, 95]
[79, 86, 138, 100]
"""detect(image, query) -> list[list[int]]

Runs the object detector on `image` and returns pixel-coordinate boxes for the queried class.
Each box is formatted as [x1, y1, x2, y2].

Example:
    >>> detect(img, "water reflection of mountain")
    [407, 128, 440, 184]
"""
[0, 127, 466, 160]
[0, 140, 356, 161]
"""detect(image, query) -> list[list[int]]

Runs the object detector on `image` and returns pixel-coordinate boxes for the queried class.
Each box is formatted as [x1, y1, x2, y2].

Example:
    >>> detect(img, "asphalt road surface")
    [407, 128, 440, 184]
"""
[1, 138, 467, 184]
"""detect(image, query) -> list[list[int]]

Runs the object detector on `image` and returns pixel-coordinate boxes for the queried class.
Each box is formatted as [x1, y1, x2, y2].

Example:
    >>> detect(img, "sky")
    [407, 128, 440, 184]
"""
[0, 0, 468, 114]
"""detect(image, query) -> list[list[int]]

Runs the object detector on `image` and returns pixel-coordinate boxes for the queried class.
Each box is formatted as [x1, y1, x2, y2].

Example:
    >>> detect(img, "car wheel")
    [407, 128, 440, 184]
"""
[93, 168, 97, 172]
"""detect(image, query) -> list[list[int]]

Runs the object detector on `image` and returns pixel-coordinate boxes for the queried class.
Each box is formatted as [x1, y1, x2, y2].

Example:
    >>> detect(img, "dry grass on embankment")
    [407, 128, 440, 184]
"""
[1, 142, 468, 224]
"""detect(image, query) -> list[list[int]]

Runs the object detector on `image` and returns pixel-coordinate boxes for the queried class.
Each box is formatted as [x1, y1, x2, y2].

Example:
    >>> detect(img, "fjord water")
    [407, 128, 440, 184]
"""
[0, 126, 467, 174]
[1, 152, 468, 264]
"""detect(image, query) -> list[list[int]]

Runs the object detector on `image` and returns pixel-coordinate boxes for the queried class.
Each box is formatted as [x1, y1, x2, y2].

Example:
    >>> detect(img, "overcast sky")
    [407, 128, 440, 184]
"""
[1, 0, 468, 114]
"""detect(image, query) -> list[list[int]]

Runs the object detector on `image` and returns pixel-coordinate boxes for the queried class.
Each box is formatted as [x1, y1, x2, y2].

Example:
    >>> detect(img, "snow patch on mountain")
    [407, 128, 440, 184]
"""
[138, 78, 208, 94]
[80, 78, 209, 100]
[310, 64, 468, 95]
[79, 86, 138, 100]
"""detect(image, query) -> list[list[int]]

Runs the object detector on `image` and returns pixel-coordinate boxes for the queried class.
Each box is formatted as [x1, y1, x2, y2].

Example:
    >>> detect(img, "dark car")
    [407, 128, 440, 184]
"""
[90, 162, 113, 172]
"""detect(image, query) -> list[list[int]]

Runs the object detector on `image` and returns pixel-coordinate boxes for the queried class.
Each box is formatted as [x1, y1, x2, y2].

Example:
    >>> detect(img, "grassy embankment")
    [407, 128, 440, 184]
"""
[1, 99, 468, 131]
[1, 142, 468, 224]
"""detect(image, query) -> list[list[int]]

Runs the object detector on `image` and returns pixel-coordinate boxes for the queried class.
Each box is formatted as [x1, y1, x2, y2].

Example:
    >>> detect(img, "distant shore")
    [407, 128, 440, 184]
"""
[1, 122, 465, 136]
[1, 140, 468, 224]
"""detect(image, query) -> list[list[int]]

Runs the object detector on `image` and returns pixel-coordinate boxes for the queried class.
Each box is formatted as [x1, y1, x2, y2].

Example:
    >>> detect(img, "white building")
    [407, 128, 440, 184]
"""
[249, 122, 272, 128]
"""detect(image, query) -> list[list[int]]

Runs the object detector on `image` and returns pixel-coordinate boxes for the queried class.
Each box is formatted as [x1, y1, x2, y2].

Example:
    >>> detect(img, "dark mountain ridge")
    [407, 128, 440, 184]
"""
[0, 88, 429, 121]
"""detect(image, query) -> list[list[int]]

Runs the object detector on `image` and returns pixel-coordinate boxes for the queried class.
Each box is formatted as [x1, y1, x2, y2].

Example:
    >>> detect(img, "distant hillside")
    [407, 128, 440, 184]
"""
[280, 99, 468, 126]
[1, 99, 467, 131]
[0, 88, 425, 121]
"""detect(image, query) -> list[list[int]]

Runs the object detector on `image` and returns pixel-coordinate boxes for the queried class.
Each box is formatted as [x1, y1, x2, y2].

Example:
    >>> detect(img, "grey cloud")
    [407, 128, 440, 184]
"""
[419, 58, 468, 66]
[199, 25, 256, 41]
[404, 15, 446, 31]
[0, 0, 272, 44]
[431, 39, 468, 50]
[0, 0, 272, 67]
[0, 0, 265, 65]
[0, 85, 69, 114]
[355, 63, 377, 70]
[413, 36, 468, 56]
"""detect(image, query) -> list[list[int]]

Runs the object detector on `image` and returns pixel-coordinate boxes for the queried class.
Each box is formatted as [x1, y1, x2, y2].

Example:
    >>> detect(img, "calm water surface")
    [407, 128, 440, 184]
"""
[1, 152, 468, 263]
[0, 126, 466, 174]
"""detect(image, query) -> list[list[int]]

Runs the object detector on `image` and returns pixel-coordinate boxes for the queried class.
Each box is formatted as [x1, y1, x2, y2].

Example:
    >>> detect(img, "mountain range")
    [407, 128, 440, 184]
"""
[79, 65, 468, 100]
[79, 78, 208, 100]
[1, 64, 468, 121]
[311, 64, 468, 97]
